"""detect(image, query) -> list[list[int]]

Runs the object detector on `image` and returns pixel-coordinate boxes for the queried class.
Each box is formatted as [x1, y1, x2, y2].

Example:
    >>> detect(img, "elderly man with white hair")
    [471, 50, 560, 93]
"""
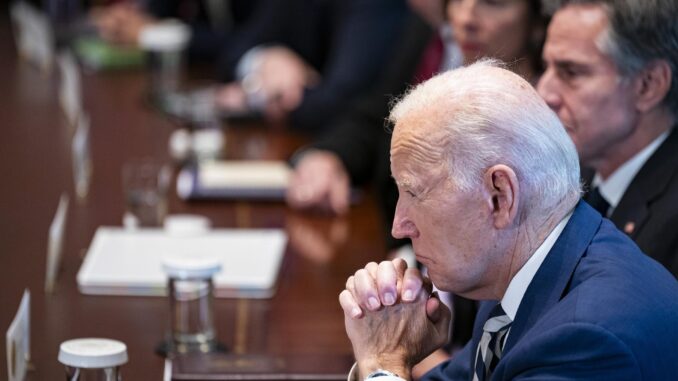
[339, 61, 678, 381]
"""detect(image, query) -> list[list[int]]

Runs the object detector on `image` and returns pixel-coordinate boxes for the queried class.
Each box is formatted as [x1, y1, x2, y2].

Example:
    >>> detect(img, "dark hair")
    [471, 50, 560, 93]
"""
[560, 0, 678, 114]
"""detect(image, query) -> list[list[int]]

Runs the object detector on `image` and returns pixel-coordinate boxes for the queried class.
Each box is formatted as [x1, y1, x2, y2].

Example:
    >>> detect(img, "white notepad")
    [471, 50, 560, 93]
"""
[77, 227, 287, 299]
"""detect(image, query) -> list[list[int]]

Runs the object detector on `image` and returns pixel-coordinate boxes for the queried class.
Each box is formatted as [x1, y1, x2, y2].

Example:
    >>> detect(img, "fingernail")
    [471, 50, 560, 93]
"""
[351, 307, 362, 318]
[383, 292, 395, 305]
[368, 297, 380, 310]
[403, 289, 414, 301]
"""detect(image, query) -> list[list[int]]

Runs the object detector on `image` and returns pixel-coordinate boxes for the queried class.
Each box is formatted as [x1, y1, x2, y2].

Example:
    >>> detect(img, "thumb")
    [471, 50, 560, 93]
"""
[426, 293, 451, 328]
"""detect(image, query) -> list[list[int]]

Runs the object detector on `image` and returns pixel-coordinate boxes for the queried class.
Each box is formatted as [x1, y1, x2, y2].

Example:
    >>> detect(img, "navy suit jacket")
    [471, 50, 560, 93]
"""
[423, 201, 678, 380]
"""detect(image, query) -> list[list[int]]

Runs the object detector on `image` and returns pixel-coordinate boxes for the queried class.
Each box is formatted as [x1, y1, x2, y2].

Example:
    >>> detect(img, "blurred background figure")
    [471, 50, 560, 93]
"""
[90, 0, 409, 133]
[286, 0, 551, 377]
[287, 0, 549, 237]
[91, 0, 262, 64]
[449, 0, 547, 83]
[213, 0, 409, 131]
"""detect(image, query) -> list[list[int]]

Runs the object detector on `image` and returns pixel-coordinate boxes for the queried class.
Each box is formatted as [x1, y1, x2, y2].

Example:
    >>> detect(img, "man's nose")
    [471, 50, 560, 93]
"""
[392, 204, 418, 240]
[536, 70, 562, 111]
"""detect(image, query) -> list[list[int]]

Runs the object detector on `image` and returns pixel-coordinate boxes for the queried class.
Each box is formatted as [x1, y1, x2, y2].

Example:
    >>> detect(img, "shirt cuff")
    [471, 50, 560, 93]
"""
[235, 46, 266, 80]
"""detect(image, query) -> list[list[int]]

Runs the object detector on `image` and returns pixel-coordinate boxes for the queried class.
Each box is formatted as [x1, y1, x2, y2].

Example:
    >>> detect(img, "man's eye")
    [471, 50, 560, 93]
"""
[406, 190, 416, 198]
[557, 66, 578, 81]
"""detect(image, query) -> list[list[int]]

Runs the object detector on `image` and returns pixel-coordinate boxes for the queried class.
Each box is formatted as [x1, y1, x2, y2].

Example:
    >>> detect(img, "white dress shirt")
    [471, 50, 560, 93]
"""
[592, 131, 669, 217]
[348, 212, 574, 381]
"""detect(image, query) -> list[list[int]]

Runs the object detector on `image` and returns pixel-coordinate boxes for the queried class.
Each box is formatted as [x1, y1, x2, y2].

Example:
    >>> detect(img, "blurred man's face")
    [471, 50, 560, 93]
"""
[537, 5, 639, 169]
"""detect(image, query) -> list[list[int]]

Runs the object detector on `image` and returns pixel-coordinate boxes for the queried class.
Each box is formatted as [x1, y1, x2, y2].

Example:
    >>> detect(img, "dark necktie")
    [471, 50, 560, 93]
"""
[473, 303, 512, 381]
[586, 187, 611, 217]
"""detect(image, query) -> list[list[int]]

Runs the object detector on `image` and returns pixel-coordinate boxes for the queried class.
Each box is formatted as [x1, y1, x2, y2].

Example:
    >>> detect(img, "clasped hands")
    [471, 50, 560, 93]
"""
[339, 258, 451, 380]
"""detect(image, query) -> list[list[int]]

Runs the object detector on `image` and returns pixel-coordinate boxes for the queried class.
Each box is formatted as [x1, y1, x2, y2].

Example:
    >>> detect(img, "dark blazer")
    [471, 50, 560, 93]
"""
[310, 14, 434, 248]
[423, 201, 678, 380]
[583, 127, 678, 277]
[215, 0, 409, 131]
[147, 0, 261, 62]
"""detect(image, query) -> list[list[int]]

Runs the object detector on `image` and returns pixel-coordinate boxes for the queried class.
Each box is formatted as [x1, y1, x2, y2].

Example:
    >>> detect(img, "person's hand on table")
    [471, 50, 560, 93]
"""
[286, 151, 350, 215]
[222, 46, 319, 120]
[91, 3, 155, 45]
[215, 83, 250, 114]
[339, 258, 451, 380]
[254, 46, 319, 120]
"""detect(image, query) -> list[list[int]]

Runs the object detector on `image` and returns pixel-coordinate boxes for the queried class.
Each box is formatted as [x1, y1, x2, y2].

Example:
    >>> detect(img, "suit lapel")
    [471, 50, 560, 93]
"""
[502, 201, 601, 353]
[610, 128, 678, 238]
[465, 202, 602, 377]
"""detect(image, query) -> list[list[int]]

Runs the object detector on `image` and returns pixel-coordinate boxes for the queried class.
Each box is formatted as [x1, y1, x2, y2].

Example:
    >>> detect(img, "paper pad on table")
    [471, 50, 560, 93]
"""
[77, 227, 287, 298]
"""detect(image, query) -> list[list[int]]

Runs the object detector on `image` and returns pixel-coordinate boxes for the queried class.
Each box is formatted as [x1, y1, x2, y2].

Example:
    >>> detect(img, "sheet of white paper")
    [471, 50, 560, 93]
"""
[77, 227, 287, 298]
[199, 161, 290, 189]
[58, 52, 82, 127]
[5, 289, 30, 381]
[45, 194, 69, 293]
[71, 114, 91, 199]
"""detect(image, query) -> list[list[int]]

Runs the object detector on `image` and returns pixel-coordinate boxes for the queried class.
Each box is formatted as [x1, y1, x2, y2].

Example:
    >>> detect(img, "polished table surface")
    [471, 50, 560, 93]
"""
[0, 13, 388, 380]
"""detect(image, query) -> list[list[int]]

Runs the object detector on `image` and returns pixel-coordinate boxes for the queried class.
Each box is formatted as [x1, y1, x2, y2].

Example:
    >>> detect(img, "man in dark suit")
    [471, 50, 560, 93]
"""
[91, 0, 262, 62]
[537, 0, 678, 276]
[338, 62, 678, 380]
[92, 0, 409, 131]
[213, 0, 409, 131]
[285, 0, 463, 246]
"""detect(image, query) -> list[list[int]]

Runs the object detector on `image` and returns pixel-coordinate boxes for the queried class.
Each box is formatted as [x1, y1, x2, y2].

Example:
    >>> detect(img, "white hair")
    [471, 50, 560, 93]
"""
[389, 60, 581, 216]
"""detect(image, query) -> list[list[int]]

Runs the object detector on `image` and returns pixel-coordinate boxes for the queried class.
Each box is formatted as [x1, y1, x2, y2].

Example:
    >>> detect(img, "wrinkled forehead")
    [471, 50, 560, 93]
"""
[390, 113, 448, 169]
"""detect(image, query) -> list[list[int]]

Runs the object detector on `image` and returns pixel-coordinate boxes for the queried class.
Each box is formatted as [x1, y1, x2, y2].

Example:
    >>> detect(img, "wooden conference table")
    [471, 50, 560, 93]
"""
[0, 14, 387, 380]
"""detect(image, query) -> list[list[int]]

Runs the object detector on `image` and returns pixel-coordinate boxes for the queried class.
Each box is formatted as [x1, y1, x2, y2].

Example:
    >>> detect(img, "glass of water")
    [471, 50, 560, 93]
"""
[122, 159, 170, 227]
[162, 256, 221, 354]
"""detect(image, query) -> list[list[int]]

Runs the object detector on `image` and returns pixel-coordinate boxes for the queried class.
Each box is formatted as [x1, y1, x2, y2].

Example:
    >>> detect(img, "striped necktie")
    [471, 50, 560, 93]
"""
[473, 303, 512, 381]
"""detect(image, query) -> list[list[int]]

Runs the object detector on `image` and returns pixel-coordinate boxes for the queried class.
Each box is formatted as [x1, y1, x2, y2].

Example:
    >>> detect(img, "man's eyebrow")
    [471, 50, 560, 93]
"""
[552, 59, 587, 70]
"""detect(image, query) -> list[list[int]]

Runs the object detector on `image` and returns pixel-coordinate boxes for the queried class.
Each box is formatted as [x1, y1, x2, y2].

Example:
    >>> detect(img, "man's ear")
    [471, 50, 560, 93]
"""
[634, 60, 672, 113]
[483, 165, 519, 229]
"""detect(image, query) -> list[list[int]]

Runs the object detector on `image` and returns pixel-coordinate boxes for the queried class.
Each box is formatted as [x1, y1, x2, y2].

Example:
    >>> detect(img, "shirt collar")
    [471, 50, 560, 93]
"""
[500, 212, 573, 320]
[593, 131, 669, 210]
